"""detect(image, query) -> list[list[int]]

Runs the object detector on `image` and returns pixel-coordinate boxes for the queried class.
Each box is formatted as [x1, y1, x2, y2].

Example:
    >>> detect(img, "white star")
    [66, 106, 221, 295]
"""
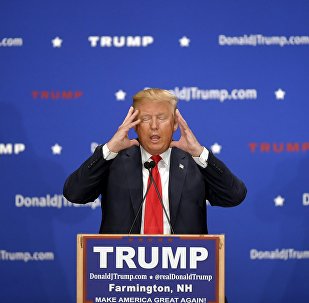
[274, 195, 285, 206]
[115, 89, 126, 101]
[51, 143, 62, 155]
[210, 143, 222, 154]
[179, 36, 190, 47]
[52, 37, 63, 48]
[275, 88, 285, 100]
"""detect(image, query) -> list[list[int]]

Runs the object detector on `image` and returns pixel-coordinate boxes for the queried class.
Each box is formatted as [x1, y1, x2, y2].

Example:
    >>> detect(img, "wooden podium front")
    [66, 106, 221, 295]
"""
[77, 234, 225, 303]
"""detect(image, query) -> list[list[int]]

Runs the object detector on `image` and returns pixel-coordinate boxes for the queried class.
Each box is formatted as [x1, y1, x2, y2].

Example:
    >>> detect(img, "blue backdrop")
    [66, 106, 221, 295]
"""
[1, 0, 308, 302]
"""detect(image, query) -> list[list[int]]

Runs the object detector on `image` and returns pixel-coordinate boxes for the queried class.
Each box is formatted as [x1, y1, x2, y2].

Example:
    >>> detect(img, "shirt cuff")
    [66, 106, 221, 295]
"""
[102, 144, 118, 160]
[193, 147, 209, 168]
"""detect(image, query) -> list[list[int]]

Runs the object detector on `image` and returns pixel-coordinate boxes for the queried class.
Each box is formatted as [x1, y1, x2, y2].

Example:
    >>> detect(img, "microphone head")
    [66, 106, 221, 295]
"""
[144, 160, 156, 170]
[149, 160, 156, 169]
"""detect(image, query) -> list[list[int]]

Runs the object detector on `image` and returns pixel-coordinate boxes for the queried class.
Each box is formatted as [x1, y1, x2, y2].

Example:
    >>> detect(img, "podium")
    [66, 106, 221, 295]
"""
[77, 234, 225, 303]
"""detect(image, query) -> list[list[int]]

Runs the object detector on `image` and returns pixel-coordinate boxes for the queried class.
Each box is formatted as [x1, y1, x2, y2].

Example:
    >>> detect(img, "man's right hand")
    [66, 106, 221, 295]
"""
[107, 106, 140, 153]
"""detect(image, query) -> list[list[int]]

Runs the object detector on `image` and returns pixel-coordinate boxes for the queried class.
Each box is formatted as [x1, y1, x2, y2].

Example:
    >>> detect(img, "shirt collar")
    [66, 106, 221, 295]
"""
[140, 145, 171, 167]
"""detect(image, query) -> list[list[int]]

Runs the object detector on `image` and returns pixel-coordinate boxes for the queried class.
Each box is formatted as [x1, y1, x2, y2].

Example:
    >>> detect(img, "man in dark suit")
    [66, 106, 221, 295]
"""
[63, 88, 247, 235]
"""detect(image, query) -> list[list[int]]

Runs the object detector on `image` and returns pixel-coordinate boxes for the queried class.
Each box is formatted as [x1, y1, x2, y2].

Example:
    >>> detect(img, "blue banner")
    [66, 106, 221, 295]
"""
[0, 1, 308, 302]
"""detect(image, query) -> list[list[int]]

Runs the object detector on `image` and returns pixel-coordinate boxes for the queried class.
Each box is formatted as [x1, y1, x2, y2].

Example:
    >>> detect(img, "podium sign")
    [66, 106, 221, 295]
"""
[77, 235, 225, 303]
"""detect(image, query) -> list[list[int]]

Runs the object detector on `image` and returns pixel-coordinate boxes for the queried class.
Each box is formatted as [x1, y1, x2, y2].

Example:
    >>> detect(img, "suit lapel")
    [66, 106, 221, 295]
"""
[123, 146, 143, 216]
[169, 148, 188, 227]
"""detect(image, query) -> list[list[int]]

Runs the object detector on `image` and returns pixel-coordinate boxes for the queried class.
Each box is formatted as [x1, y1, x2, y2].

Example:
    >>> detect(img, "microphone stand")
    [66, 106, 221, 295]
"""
[128, 162, 154, 234]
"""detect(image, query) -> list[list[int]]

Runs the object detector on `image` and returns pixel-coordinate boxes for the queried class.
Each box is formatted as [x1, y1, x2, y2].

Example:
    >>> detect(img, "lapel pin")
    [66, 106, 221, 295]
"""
[179, 164, 184, 169]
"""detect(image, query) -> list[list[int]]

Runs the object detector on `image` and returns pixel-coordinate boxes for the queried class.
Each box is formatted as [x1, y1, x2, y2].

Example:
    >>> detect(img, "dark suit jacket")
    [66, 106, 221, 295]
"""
[63, 145, 246, 234]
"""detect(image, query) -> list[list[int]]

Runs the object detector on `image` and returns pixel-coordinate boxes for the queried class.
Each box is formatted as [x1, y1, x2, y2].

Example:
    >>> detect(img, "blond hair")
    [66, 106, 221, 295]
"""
[133, 88, 178, 110]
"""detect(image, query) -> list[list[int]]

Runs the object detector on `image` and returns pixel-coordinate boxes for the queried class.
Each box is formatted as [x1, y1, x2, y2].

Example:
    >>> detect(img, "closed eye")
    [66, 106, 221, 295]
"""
[141, 115, 151, 122]
[157, 115, 167, 120]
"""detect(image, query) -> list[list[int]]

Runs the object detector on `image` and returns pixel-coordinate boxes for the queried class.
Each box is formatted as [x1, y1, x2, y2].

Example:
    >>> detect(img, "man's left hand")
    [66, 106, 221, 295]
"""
[170, 109, 203, 157]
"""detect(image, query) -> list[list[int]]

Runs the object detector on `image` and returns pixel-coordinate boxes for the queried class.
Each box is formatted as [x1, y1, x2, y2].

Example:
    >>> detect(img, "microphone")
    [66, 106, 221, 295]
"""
[147, 161, 175, 234]
[144, 160, 155, 170]
[128, 161, 155, 234]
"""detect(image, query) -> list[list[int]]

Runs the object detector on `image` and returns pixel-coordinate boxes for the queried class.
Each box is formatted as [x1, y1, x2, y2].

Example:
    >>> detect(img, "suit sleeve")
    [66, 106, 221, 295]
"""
[63, 145, 112, 203]
[199, 151, 247, 207]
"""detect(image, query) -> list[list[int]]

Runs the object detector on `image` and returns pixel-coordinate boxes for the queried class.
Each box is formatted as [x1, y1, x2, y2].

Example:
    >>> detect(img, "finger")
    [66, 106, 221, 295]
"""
[123, 109, 139, 126]
[121, 119, 141, 131]
[178, 119, 186, 137]
[176, 109, 185, 122]
[176, 113, 189, 135]
[129, 118, 141, 128]
[176, 109, 189, 129]
[174, 109, 180, 123]
[122, 106, 134, 124]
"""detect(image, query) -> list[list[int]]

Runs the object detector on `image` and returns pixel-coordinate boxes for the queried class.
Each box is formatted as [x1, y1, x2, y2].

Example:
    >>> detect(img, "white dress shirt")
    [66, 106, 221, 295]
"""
[139, 146, 172, 234]
[102, 144, 209, 234]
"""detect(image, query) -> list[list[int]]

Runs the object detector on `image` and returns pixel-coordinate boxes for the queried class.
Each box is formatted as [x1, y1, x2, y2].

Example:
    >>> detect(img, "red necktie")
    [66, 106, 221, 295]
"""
[144, 155, 163, 234]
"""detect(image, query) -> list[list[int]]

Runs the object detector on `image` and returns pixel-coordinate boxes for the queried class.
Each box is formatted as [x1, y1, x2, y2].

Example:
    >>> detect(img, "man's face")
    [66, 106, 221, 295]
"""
[134, 100, 178, 155]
